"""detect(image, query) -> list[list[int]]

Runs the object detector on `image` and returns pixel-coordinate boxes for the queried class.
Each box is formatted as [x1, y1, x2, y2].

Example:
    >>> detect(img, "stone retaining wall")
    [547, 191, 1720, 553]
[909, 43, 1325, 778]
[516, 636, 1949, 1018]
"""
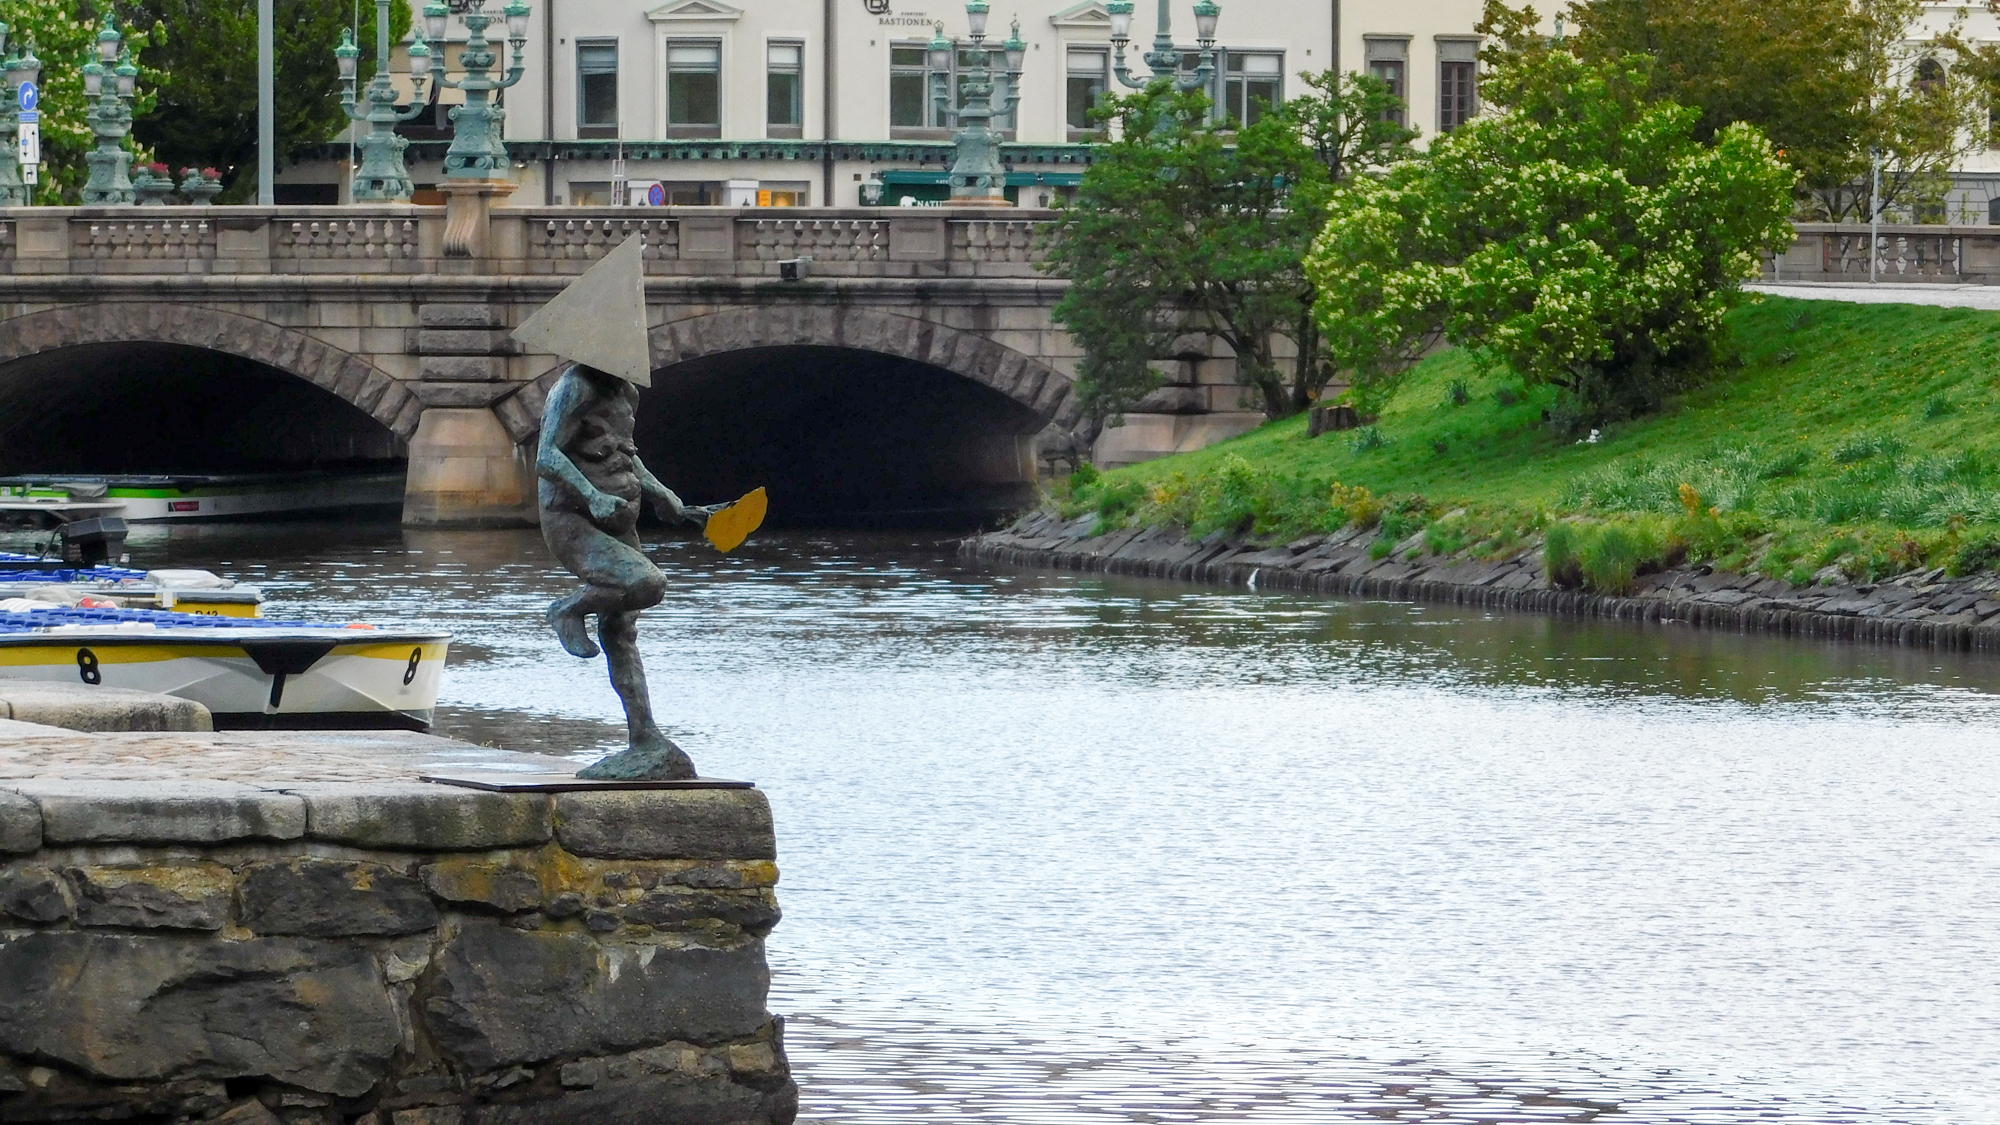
[970, 510, 2000, 651]
[0, 776, 794, 1125]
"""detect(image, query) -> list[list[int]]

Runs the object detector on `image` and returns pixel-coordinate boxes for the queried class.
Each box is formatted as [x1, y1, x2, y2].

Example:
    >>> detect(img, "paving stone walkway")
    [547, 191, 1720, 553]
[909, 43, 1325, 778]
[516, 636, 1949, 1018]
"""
[1751, 281, 2000, 309]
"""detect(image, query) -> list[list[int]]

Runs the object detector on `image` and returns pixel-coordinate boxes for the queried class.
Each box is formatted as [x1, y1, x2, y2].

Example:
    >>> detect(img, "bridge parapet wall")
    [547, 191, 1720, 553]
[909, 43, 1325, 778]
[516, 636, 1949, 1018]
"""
[0, 206, 1056, 280]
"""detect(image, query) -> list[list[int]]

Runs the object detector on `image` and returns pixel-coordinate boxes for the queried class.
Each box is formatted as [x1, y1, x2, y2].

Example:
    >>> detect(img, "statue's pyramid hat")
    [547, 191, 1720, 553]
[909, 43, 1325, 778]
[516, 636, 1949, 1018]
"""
[510, 233, 653, 387]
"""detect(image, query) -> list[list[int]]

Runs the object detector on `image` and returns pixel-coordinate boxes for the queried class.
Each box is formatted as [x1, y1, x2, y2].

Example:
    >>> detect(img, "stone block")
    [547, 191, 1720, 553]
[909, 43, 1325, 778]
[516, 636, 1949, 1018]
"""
[554, 790, 775, 861]
[0, 791, 40, 854]
[421, 858, 544, 913]
[420, 303, 503, 328]
[240, 859, 439, 937]
[416, 328, 519, 356]
[409, 382, 518, 408]
[0, 865, 72, 923]
[297, 783, 552, 850]
[467, 1072, 786, 1125]
[14, 781, 306, 845]
[422, 923, 770, 1072]
[619, 887, 780, 935]
[0, 931, 400, 1096]
[69, 864, 233, 930]
[421, 355, 508, 382]
[0, 682, 212, 733]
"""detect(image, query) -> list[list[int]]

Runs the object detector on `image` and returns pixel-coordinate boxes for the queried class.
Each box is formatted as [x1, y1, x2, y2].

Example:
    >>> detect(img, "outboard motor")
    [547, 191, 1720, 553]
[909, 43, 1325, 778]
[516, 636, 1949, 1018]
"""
[59, 516, 129, 567]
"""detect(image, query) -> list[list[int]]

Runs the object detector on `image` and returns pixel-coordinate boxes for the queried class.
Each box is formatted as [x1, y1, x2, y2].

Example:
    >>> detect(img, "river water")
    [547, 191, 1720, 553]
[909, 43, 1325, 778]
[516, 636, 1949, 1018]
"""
[24, 522, 2000, 1123]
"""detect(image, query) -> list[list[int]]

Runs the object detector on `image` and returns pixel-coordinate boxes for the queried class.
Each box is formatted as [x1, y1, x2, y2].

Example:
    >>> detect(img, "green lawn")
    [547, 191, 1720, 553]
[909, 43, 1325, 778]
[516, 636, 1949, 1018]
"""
[1063, 296, 2000, 588]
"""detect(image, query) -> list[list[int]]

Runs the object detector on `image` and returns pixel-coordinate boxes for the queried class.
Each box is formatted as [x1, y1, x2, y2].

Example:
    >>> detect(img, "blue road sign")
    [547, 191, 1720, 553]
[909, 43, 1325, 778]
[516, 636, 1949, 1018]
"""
[647, 182, 665, 207]
[18, 82, 36, 113]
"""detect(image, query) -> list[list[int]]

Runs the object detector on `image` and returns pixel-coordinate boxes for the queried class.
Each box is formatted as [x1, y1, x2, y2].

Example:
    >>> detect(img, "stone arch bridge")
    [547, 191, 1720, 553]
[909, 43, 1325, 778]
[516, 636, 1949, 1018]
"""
[0, 205, 1252, 526]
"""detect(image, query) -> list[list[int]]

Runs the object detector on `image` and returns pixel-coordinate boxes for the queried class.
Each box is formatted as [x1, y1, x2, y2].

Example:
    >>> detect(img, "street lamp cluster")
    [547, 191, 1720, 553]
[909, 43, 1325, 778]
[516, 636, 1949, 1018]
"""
[929, 2, 1026, 205]
[338, 0, 527, 202]
[81, 18, 140, 205]
[0, 24, 42, 207]
[1106, 0, 1222, 94]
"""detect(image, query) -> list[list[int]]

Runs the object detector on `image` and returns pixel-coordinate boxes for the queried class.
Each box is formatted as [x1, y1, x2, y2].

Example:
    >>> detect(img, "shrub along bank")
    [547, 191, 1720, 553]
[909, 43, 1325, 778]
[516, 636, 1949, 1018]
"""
[1055, 296, 2000, 594]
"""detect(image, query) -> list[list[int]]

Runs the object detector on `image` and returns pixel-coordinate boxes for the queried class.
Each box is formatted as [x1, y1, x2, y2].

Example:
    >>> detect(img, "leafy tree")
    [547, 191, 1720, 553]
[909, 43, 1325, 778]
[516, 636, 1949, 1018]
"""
[1307, 47, 1796, 430]
[129, 0, 410, 200]
[1042, 72, 1413, 441]
[1505, 0, 1982, 222]
[3, 0, 164, 202]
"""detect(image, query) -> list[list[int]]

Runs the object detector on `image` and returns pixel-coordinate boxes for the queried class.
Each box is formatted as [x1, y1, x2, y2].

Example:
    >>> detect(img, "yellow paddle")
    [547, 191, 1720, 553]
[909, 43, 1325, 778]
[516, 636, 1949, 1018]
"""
[703, 487, 768, 553]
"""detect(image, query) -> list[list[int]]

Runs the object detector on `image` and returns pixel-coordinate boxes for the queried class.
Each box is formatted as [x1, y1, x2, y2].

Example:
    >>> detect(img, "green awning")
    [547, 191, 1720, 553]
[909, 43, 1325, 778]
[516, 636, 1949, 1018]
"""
[880, 169, 1083, 187]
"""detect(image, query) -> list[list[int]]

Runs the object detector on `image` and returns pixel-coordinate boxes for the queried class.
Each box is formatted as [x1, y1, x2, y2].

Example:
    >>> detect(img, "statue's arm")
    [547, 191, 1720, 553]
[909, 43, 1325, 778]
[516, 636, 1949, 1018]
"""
[536, 373, 623, 521]
[632, 457, 713, 527]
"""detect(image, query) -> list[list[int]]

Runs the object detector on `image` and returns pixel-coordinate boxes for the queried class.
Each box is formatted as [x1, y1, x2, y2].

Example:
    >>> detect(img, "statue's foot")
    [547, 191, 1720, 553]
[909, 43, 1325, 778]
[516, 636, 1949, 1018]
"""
[548, 603, 600, 658]
[576, 735, 697, 781]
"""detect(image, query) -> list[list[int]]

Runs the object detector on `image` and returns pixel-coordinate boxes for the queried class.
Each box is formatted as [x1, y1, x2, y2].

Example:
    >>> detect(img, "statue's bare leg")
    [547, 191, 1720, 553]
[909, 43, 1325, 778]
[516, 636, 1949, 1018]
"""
[577, 609, 696, 780]
[541, 509, 695, 780]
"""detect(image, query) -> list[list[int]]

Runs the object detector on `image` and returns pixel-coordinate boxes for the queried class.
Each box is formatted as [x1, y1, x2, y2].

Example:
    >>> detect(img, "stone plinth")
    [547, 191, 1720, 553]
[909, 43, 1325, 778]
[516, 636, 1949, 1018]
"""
[0, 729, 794, 1125]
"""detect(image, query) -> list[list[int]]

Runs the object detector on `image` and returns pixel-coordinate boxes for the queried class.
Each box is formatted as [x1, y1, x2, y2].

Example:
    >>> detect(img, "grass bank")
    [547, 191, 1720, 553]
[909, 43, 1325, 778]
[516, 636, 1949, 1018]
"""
[1057, 295, 2000, 592]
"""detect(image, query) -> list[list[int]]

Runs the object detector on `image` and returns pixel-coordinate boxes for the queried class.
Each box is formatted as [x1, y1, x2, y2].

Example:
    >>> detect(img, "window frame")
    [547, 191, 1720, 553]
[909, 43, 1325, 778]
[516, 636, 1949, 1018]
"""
[767, 39, 805, 138]
[575, 38, 620, 139]
[1364, 37, 1410, 128]
[664, 37, 724, 138]
[1437, 38, 1479, 134]
[890, 40, 950, 139]
[1220, 50, 1283, 128]
[1066, 46, 1110, 138]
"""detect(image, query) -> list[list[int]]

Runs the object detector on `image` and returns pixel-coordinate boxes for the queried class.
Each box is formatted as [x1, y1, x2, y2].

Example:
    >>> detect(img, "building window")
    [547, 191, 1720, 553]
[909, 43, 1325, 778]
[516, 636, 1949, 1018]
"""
[666, 40, 722, 137]
[1365, 38, 1408, 127]
[768, 41, 804, 138]
[1222, 52, 1282, 126]
[576, 40, 618, 139]
[568, 181, 614, 206]
[1438, 39, 1478, 132]
[891, 43, 945, 135]
[1987, 197, 2000, 225]
[1067, 47, 1108, 135]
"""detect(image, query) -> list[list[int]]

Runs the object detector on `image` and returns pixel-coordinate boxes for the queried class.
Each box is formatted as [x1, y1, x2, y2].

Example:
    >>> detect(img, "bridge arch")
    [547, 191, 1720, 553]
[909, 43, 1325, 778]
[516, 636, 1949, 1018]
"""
[0, 303, 418, 439]
[504, 305, 1078, 440]
[503, 306, 1080, 523]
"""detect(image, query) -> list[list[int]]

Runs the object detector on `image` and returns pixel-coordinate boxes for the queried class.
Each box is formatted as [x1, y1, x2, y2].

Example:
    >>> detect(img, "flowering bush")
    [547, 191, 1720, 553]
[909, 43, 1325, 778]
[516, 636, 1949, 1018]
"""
[1308, 48, 1796, 430]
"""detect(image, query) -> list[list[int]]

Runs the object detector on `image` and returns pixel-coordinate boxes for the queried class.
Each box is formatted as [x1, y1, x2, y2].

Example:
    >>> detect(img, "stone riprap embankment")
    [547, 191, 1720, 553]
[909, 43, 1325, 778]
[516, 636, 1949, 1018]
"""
[970, 510, 2000, 651]
[0, 729, 794, 1125]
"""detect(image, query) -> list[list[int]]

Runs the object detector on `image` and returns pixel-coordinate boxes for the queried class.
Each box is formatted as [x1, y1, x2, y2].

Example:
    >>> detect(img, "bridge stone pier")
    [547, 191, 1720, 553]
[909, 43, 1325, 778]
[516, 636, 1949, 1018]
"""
[0, 205, 1257, 526]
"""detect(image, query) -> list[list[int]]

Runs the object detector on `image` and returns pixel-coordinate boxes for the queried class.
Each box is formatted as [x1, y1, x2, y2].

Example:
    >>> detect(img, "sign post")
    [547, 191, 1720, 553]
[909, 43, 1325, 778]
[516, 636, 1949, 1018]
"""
[16, 81, 37, 190]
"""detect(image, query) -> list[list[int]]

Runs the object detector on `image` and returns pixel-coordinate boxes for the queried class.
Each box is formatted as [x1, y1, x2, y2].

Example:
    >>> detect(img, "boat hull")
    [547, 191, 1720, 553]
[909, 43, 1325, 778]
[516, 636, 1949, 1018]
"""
[0, 634, 447, 730]
[0, 472, 405, 523]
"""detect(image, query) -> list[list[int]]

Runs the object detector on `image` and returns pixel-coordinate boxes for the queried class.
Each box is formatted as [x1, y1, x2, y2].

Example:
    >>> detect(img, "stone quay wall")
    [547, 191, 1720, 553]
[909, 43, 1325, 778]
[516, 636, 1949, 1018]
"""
[0, 776, 794, 1125]
[970, 509, 2000, 651]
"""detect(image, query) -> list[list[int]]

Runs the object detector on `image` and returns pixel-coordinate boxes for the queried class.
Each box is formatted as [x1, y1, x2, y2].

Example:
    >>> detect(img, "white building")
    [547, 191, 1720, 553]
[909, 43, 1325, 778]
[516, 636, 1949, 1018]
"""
[285, 0, 1491, 206]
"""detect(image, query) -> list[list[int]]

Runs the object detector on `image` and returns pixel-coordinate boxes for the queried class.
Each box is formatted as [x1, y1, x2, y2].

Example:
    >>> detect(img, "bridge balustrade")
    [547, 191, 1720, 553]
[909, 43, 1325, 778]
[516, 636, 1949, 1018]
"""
[1770, 223, 2000, 283]
[0, 206, 1058, 279]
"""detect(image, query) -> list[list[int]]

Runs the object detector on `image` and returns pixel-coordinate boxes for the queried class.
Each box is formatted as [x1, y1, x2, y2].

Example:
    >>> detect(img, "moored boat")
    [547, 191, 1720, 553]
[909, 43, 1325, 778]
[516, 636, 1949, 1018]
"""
[0, 470, 405, 524]
[0, 552, 266, 618]
[0, 605, 448, 731]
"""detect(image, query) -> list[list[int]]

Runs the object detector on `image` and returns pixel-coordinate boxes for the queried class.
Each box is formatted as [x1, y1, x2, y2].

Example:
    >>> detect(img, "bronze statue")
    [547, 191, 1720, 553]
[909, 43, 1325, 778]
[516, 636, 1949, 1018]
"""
[512, 235, 759, 781]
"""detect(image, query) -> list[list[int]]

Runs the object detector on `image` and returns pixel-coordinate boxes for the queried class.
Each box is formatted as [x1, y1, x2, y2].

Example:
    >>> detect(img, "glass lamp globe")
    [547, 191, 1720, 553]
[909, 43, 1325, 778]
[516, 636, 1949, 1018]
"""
[335, 28, 360, 81]
[1107, 0, 1133, 41]
[1193, 0, 1220, 41]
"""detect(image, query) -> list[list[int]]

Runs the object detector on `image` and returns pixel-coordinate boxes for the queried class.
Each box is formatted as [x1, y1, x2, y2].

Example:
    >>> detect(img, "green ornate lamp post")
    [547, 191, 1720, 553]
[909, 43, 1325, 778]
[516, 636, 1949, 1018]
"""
[335, 1, 434, 201]
[0, 26, 43, 207]
[929, 1, 1026, 206]
[422, 0, 530, 181]
[1105, 0, 1221, 94]
[81, 17, 139, 206]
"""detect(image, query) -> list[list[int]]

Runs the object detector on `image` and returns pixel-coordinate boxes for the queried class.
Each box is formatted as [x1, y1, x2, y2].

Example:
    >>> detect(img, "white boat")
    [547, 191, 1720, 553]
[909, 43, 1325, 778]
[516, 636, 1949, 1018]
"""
[0, 554, 266, 618]
[0, 605, 449, 731]
[0, 470, 405, 523]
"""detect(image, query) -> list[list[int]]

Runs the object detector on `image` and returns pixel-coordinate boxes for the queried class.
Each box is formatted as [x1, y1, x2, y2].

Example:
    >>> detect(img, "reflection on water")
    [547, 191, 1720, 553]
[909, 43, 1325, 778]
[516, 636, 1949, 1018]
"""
[21, 521, 2000, 1123]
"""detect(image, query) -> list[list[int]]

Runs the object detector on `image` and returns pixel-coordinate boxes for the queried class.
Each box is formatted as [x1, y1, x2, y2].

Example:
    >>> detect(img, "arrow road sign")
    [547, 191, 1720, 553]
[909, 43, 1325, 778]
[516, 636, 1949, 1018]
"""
[18, 121, 39, 167]
[17, 82, 36, 113]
